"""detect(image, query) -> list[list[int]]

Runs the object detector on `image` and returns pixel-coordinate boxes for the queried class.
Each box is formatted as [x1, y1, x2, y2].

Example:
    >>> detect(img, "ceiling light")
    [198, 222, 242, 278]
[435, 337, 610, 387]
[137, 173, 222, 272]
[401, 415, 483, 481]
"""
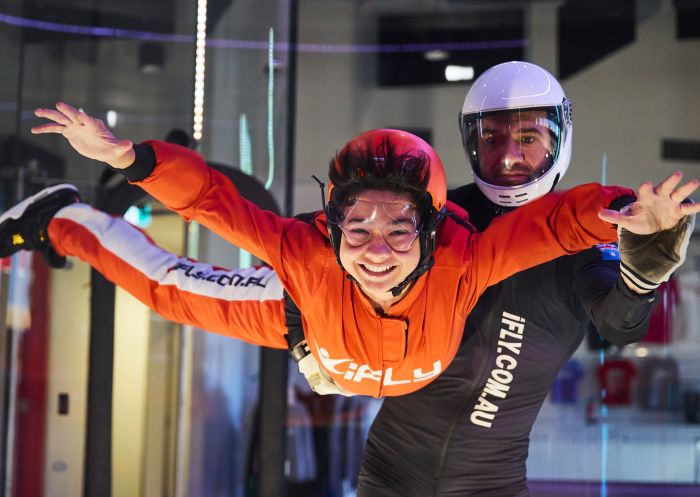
[106, 110, 118, 127]
[445, 65, 474, 82]
[423, 49, 449, 62]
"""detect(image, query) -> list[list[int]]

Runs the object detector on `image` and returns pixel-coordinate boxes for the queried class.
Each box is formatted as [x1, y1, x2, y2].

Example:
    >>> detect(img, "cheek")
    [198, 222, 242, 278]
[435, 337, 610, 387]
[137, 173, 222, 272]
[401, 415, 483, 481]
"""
[478, 148, 502, 169]
[399, 244, 421, 272]
[338, 238, 358, 269]
[523, 148, 552, 172]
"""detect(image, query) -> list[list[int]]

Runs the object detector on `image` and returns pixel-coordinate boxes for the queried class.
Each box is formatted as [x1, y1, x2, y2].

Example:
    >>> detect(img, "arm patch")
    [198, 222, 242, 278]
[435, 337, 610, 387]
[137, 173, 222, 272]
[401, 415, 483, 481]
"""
[595, 243, 620, 261]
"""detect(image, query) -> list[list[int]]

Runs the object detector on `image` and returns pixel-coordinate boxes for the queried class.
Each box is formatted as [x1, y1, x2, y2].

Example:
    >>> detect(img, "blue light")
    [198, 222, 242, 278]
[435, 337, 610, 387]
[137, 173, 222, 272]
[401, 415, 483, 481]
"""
[601, 153, 608, 186]
[123, 204, 152, 228]
[265, 27, 275, 190]
[239, 114, 252, 175]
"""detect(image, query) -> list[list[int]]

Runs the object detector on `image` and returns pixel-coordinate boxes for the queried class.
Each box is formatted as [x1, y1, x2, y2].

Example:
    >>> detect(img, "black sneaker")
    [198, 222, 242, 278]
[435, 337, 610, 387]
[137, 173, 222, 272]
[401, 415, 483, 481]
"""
[0, 184, 81, 265]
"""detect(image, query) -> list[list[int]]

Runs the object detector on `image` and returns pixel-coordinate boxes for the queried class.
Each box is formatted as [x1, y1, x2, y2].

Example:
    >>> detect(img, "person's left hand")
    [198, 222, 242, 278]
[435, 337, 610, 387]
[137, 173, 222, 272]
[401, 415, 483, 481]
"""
[599, 172, 700, 233]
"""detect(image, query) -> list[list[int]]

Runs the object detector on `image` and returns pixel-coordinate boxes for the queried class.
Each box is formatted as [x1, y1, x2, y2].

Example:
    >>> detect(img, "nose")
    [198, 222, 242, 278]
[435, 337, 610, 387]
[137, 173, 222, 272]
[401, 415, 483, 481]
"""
[502, 137, 524, 169]
[365, 230, 392, 257]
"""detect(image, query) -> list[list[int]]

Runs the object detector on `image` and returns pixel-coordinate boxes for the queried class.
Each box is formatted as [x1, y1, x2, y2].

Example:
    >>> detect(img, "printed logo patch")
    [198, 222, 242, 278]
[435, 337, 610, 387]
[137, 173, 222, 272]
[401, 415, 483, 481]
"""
[595, 243, 620, 261]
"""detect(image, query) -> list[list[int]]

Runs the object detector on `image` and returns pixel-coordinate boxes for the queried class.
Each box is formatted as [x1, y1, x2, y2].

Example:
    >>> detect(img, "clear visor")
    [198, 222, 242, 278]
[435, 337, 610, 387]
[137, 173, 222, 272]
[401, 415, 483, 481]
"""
[336, 199, 420, 252]
[460, 107, 564, 188]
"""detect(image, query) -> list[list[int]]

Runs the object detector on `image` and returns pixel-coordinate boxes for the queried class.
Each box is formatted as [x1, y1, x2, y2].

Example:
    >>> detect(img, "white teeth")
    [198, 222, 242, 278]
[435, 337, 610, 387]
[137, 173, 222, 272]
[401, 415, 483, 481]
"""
[362, 264, 393, 273]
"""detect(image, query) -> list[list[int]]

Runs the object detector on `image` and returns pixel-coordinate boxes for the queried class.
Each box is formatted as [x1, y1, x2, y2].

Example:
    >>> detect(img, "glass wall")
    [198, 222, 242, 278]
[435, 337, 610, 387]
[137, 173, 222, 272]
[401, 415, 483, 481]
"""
[0, 0, 293, 496]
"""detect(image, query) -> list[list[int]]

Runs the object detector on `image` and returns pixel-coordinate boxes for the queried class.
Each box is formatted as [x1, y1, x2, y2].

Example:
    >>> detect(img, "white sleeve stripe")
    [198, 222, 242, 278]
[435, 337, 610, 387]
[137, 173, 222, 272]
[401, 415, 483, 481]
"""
[619, 263, 660, 292]
[56, 204, 284, 302]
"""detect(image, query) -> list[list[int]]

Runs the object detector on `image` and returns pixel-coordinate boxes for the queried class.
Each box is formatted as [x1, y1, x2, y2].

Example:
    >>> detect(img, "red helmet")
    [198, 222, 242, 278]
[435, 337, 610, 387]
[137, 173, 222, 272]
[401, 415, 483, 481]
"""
[324, 129, 449, 297]
[327, 128, 447, 214]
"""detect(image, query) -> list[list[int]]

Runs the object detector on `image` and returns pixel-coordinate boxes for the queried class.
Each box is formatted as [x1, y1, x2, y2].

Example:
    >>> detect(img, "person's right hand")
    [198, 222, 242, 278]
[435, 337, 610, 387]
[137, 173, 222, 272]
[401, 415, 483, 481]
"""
[598, 172, 700, 234]
[31, 102, 135, 169]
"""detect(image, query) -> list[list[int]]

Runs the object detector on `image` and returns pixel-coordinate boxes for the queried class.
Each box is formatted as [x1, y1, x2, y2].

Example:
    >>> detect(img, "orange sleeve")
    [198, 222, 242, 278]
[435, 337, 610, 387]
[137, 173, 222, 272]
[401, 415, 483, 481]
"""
[467, 183, 633, 297]
[134, 141, 325, 290]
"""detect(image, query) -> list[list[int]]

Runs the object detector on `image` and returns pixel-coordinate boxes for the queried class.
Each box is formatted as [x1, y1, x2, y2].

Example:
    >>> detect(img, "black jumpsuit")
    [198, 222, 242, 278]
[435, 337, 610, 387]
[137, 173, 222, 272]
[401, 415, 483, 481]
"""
[355, 184, 654, 497]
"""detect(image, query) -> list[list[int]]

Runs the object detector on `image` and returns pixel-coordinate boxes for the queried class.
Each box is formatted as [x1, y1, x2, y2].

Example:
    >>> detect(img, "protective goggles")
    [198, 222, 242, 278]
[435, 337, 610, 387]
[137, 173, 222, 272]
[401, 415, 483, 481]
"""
[336, 198, 420, 252]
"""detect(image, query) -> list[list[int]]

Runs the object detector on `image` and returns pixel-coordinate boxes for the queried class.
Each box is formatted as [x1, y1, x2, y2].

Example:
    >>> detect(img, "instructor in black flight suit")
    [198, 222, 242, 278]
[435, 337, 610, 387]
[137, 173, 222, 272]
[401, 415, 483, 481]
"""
[353, 61, 665, 497]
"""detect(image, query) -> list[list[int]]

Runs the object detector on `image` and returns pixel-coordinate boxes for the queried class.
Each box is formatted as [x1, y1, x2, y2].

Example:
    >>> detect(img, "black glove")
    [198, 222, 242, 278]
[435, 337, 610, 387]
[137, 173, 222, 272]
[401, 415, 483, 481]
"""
[619, 212, 695, 293]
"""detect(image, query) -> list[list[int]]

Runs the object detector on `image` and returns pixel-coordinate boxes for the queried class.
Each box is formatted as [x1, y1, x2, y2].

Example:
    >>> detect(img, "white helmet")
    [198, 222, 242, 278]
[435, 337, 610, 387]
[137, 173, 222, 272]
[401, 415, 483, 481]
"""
[459, 61, 572, 207]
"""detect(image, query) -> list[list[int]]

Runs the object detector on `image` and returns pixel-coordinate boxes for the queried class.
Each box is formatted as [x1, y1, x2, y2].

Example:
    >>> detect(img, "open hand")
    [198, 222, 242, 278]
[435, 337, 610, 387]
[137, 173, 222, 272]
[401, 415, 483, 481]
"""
[599, 172, 700, 234]
[31, 102, 135, 169]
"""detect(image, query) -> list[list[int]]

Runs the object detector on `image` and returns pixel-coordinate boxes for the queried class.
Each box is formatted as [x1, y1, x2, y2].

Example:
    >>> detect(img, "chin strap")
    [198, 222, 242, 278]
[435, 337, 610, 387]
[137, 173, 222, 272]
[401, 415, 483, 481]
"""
[389, 256, 434, 296]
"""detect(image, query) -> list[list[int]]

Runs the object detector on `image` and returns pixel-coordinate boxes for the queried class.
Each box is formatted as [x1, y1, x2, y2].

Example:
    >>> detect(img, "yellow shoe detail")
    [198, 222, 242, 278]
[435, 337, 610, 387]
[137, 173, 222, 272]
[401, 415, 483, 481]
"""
[11, 233, 25, 246]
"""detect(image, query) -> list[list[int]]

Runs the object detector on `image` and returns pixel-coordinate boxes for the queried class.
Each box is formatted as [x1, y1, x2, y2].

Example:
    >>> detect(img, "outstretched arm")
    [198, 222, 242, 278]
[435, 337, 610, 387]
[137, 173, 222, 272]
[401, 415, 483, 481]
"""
[469, 177, 700, 295]
[32, 103, 324, 300]
[32, 103, 288, 263]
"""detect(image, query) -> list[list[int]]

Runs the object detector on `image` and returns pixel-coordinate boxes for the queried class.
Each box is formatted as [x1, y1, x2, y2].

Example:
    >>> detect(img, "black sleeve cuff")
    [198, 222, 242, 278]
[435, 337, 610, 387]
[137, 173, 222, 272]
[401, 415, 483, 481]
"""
[616, 275, 657, 303]
[608, 194, 636, 212]
[284, 291, 305, 350]
[594, 277, 655, 345]
[109, 143, 156, 182]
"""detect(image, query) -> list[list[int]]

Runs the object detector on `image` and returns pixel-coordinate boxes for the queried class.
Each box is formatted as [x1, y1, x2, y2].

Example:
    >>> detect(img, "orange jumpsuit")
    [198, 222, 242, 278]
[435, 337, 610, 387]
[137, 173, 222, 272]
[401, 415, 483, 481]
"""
[49, 141, 631, 397]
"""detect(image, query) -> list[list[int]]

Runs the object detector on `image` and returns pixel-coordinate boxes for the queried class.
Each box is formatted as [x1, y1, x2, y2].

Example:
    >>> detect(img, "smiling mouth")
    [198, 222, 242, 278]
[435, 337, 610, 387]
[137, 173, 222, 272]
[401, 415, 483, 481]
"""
[359, 263, 397, 277]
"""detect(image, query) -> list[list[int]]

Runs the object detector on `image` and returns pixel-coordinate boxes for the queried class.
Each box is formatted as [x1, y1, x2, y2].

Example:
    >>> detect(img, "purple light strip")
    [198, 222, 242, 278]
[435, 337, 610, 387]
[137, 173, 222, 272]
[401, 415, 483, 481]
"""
[0, 12, 192, 43]
[0, 101, 18, 112]
[5, 104, 244, 128]
[207, 39, 527, 53]
[0, 12, 527, 54]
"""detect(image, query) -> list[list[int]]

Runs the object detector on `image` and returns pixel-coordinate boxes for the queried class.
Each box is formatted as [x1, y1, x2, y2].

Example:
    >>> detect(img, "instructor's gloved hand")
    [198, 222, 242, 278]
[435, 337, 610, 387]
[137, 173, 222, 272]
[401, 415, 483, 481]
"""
[293, 341, 355, 396]
[618, 210, 695, 293]
[598, 172, 700, 294]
